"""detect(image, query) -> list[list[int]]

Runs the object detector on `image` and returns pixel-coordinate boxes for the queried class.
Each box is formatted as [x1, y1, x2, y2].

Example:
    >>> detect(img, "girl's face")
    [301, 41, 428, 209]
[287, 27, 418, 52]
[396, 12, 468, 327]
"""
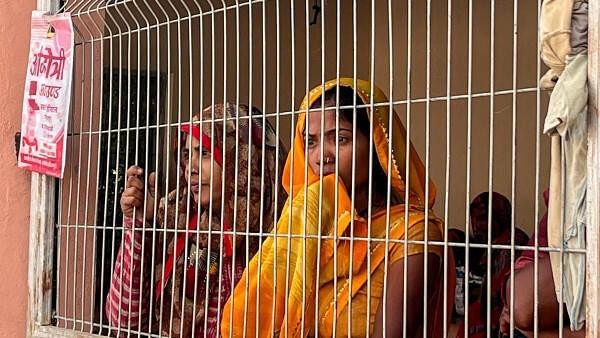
[305, 110, 371, 194]
[182, 134, 222, 208]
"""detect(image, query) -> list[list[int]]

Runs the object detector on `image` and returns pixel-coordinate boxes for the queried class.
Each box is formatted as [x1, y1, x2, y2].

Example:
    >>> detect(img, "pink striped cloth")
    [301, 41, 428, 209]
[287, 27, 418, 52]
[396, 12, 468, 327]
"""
[105, 216, 243, 337]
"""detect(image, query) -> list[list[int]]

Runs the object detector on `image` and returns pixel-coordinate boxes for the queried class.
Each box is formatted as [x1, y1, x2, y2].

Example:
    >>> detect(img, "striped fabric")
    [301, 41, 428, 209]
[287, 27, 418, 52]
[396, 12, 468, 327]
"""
[105, 216, 244, 337]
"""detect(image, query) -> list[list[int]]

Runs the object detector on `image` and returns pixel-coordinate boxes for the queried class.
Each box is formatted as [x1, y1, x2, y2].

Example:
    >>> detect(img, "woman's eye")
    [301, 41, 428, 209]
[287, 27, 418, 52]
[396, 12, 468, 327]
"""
[202, 149, 210, 157]
[307, 137, 316, 148]
[338, 136, 349, 144]
[182, 150, 189, 158]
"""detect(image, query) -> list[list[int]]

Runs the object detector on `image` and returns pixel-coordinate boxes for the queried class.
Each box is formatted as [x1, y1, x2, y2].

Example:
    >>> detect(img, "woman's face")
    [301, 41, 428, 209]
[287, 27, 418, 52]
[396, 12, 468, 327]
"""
[305, 110, 371, 193]
[182, 134, 223, 208]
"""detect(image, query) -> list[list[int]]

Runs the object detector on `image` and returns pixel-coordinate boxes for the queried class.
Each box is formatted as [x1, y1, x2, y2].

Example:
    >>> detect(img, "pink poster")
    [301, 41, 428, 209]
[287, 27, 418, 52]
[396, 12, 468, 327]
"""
[18, 11, 73, 178]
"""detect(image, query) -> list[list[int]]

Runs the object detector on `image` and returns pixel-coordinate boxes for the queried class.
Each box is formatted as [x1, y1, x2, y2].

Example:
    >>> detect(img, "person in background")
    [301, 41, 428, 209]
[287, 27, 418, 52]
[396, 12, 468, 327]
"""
[446, 228, 467, 337]
[222, 78, 455, 337]
[455, 192, 529, 338]
[105, 103, 285, 338]
[499, 190, 585, 338]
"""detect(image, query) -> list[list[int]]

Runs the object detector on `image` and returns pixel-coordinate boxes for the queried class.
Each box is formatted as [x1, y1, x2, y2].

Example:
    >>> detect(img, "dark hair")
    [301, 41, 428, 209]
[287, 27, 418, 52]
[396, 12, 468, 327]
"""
[469, 191, 512, 239]
[310, 86, 372, 137]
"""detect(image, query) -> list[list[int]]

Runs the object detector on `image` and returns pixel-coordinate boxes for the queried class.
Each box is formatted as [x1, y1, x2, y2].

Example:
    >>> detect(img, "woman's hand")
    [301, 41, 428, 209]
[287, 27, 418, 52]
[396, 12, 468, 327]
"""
[120, 165, 159, 222]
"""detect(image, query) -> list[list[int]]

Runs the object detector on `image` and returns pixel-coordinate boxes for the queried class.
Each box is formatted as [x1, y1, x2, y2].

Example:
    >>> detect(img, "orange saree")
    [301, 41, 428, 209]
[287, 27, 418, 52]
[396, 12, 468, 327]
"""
[222, 78, 454, 337]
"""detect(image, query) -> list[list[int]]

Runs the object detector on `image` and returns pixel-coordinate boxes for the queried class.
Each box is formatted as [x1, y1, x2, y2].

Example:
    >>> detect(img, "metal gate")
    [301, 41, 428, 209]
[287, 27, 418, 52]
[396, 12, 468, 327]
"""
[26, 0, 599, 337]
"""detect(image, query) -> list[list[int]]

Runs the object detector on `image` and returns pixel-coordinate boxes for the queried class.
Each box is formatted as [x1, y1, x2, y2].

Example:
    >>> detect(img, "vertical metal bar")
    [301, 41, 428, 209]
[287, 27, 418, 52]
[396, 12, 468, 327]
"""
[155, 0, 172, 333]
[188, 2, 204, 337]
[559, 139, 565, 338]
[82, 9, 106, 333]
[301, 3, 315, 338]
[486, 2, 496, 337]
[284, 0, 298, 335]
[442, 0, 453, 336]
[587, 0, 600, 336]
[254, 2, 266, 337]
[318, 0, 333, 336]
[202, 1, 217, 335]
[77, 6, 98, 331]
[463, 0, 473, 335]
[509, 0, 519, 336]
[97, 6, 115, 333]
[218, 1, 229, 336]
[61, 24, 76, 330]
[143, 1, 163, 334]
[165, 6, 181, 338]
[130, 1, 157, 336]
[254, 0, 269, 334]
[333, 1, 352, 337]
[107, 4, 128, 335]
[402, 0, 412, 336]
[211, 3, 228, 338]
[533, 0, 543, 336]
[229, 1, 242, 336]
[123, 4, 144, 335]
[273, 0, 282, 335]
[99, 5, 119, 334]
[205, 1, 217, 337]
[382, 0, 393, 336]
[55, 123, 64, 323]
[423, 0, 432, 334]
[344, 0, 364, 336]
[175, 2, 194, 336]
[55, 150, 64, 327]
[72, 25, 87, 331]
[167, 1, 184, 335]
[242, 2, 255, 336]
[300, 0, 310, 336]
[360, 0, 376, 336]
[113, 5, 135, 335]
[82, 3, 106, 332]
[302, 1, 312, 337]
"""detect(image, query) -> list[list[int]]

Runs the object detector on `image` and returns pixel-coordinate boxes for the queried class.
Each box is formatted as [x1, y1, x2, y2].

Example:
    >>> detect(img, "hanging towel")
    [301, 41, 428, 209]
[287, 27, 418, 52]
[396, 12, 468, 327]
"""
[544, 53, 587, 331]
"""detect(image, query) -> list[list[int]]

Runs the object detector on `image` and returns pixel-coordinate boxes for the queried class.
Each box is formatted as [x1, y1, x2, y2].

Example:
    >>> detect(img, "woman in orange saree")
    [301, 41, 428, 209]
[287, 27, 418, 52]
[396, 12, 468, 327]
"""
[222, 78, 454, 337]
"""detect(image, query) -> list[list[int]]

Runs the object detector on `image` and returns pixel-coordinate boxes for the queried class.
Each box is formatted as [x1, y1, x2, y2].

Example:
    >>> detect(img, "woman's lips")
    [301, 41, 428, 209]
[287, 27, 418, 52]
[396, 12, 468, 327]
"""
[191, 183, 214, 194]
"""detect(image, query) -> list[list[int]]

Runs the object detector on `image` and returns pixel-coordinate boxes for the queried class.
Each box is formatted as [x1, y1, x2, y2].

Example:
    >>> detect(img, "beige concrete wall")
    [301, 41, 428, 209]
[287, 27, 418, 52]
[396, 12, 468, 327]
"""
[0, 1, 37, 337]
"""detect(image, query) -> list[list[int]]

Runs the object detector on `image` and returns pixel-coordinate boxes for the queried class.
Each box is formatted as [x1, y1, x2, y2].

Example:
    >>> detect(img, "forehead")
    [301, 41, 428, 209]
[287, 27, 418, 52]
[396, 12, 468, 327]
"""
[305, 110, 353, 134]
[184, 133, 201, 148]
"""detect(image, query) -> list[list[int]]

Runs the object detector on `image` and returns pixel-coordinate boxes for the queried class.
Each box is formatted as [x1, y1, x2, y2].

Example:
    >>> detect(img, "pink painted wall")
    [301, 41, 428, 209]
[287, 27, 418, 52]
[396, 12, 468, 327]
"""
[0, 1, 37, 337]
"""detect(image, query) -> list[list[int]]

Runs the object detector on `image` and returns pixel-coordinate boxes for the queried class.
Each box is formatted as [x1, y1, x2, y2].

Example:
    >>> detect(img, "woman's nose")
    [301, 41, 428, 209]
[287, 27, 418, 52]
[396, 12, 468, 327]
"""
[315, 149, 335, 166]
[185, 152, 200, 174]
[190, 156, 200, 173]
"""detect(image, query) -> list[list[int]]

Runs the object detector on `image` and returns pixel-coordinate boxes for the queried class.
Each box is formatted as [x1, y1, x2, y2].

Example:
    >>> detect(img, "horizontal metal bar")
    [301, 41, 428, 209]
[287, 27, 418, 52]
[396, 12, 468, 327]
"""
[65, 86, 540, 137]
[70, 0, 260, 18]
[70, 0, 265, 43]
[55, 224, 586, 254]
[52, 315, 164, 338]
[32, 325, 105, 338]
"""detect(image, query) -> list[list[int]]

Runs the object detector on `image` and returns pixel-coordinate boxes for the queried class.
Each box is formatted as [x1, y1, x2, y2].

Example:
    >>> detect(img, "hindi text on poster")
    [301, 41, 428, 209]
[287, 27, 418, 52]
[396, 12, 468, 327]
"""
[18, 11, 73, 178]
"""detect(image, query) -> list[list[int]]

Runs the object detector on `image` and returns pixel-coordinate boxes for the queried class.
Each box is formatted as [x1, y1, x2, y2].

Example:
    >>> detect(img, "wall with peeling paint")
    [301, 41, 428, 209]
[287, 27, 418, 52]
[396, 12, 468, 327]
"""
[0, 1, 37, 337]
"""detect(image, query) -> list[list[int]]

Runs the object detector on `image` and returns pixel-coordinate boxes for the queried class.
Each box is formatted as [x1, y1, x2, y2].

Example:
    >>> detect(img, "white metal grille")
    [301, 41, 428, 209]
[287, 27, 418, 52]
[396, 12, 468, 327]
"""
[25, 0, 595, 337]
